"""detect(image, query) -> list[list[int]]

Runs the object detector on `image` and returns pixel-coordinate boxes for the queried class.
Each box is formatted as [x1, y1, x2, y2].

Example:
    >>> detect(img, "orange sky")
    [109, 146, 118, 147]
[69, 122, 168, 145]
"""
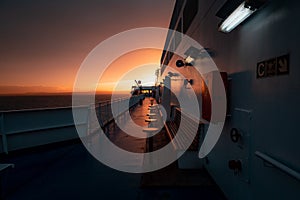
[97, 48, 162, 93]
[0, 0, 174, 95]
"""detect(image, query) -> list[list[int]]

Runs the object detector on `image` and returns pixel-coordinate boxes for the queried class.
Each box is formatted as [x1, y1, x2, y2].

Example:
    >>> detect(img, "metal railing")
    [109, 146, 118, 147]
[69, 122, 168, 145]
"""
[255, 151, 300, 181]
[0, 106, 87, 154]
[0, 95, 144, 154]
[95, 95, 143, 127]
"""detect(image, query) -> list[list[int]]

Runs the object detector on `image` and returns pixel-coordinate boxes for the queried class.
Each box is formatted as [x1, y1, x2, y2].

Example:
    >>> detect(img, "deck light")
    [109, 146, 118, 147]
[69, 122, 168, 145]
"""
[175, 57, 194, 68]
[219, 2, 256, 33]
[176, 46, 214, 68]
[176, 59, 186, 67]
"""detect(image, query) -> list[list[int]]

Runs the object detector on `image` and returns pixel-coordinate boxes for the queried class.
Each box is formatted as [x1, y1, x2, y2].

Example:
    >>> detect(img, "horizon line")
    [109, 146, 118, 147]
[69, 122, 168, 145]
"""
[0, 91, 131, 96]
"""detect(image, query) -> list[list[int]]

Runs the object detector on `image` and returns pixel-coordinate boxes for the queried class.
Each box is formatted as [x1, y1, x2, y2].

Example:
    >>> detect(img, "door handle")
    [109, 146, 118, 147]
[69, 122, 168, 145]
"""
[230, 128, 241, 143]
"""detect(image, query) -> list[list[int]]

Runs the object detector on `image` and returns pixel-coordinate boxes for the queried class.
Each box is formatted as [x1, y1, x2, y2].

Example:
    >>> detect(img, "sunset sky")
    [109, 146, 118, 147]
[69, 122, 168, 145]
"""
[98, 48, 163, 93]
[0, 0, 174, 94]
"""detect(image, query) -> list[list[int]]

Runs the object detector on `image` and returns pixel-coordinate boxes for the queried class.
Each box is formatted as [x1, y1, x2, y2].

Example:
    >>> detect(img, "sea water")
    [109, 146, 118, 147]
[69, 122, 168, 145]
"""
[0, 93, 128, 111]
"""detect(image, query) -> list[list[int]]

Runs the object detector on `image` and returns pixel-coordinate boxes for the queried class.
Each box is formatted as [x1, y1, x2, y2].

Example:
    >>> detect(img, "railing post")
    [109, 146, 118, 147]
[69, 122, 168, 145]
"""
[86, 104, 92, 136]
[117, 99, 121, 117]
[0, 113, 8, 154]
[98, 103, 104, 127]
[106, 101, 109, 124]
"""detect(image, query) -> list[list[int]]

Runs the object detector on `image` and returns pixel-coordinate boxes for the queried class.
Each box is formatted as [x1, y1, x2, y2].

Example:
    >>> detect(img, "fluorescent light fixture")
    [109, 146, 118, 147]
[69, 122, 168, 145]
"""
[219, 2, 256, 33]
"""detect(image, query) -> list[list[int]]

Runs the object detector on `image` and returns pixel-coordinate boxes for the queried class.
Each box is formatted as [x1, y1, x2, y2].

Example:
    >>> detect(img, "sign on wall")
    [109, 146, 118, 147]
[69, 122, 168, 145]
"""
[256, 54, 289, 79]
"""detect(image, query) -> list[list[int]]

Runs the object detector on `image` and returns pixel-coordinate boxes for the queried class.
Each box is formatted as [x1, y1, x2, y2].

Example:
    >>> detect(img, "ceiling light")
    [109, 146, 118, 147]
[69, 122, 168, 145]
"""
[219, 2, 256, 33]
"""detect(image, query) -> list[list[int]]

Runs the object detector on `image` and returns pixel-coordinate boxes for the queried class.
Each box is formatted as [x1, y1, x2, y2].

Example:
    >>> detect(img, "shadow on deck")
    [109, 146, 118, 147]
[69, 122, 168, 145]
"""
[0, 98, 226, 200]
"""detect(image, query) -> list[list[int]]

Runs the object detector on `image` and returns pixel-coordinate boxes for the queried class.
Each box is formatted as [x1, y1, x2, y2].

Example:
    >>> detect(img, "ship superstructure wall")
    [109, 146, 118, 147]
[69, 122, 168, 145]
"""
[160, 0, 300, 199]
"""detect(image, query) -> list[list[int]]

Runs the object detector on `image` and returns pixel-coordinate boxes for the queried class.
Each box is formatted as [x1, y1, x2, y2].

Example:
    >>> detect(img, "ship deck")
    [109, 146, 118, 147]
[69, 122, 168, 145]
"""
[0, 98, 226, 200]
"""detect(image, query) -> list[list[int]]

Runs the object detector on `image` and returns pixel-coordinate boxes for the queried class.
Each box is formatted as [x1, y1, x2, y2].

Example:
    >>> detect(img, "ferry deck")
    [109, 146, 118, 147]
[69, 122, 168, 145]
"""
[0, 97, 226, 200]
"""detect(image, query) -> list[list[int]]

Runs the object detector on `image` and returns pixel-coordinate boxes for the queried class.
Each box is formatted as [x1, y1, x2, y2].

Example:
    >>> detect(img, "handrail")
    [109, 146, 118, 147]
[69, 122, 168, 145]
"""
[4, 122, 87, 135]
[255, 151, 300, 181]
[175, 107, 209, 125]
[95, 95, 143, 126]
[155, 106, 177, 149]
[0, 94, 143, 154]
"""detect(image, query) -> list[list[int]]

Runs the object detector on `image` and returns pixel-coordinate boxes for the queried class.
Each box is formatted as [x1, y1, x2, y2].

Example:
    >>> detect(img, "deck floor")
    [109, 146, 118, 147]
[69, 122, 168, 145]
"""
[0, 98, 226, 200]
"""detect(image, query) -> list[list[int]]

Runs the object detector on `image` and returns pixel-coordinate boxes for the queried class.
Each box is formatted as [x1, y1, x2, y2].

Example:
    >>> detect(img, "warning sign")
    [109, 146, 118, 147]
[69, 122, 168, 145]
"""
[256, 62, 265, 78]
[265, 58, 277, 77]
[256, 54, 289, 79]
[277, 54, 289, 75]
